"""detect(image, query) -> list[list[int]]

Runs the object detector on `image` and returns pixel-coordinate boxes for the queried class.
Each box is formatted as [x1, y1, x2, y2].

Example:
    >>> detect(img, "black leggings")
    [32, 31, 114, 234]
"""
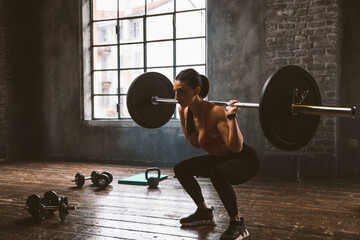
[173, 143, 259, 217]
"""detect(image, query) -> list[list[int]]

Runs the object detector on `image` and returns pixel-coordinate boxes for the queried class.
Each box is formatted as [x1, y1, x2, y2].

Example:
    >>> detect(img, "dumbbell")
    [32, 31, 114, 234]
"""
[43, 191, 76, 221]
[71, 170, 101, 187]
[71, 170, 113, 188]
[25, 191, 76, 221]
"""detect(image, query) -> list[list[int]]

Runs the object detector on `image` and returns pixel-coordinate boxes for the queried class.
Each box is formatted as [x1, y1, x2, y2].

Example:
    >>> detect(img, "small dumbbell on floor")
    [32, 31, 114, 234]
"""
[25, 191, 76, 221]
[71, 170, 113, 188]
[71, 170, 101, 187]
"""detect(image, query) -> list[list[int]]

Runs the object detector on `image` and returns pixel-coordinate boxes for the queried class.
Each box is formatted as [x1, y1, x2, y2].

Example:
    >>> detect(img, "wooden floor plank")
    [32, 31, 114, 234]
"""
[0, 160, 359, 239]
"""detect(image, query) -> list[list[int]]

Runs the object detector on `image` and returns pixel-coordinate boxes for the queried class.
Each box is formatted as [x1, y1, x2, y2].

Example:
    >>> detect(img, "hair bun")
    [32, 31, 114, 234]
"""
[199, 74, 209, 98]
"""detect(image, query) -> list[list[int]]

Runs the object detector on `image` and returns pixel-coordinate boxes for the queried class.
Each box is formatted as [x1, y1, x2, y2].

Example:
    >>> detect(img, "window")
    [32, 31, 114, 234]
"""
[89, 0, 206, 120]
[130, 21, 140, 39]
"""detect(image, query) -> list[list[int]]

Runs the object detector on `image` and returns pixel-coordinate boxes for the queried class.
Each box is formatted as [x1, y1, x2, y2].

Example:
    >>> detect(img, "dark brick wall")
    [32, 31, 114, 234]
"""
[0, 0, 5, 159]
[0, 0, 43, 160]
[339, 0, 360, 178]
[1, 0, 357, 178]
[265, 0, 341, 179]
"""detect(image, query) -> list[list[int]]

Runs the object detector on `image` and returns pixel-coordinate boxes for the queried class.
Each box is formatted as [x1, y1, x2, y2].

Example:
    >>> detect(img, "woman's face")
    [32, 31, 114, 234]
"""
[174, 80, 199, 107]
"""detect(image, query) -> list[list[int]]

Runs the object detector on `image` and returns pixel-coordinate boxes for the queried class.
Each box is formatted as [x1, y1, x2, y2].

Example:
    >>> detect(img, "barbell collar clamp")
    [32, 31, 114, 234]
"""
[151, 96, 159, 105]
[291, 104, 356, 118]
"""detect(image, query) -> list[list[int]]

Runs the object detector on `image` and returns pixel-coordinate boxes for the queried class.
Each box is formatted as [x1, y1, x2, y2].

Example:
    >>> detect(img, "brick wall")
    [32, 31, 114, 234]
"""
[264, 0, 340, 179]
[0, 0, 43, 160]
[0, 0, 5, 159]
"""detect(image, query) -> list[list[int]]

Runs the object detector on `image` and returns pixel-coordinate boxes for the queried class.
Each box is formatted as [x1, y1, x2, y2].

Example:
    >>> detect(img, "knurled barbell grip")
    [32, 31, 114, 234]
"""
[152, 96, 260, 109]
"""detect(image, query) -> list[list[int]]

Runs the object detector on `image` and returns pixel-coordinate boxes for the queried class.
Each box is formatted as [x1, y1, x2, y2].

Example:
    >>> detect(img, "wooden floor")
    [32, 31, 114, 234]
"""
[0, 160, 359, 240]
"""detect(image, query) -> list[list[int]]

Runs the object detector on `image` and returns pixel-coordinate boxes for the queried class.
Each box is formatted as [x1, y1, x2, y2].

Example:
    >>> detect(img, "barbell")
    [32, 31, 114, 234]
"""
[126, 65, 356, 151]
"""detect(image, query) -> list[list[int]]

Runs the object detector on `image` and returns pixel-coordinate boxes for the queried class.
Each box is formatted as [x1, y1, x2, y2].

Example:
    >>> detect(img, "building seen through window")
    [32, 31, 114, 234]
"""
[91, 0, 206, 119]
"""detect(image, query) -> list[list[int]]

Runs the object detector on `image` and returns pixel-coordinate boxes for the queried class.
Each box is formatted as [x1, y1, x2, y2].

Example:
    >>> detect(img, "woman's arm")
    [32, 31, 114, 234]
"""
[215, 102, 243, 152]
[178, 106, 187, 137]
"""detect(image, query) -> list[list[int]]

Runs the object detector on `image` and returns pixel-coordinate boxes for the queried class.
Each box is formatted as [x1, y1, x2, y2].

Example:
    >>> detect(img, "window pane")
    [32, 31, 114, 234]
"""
[176, 65, 205, 76]
[120, 44, 144, 68]
[119, 19, 143, 43]
[147, 15, 173, 41]
[94, 96, 118, 118]
[148, 67, 173, 82]
[90, 0, 206, 120]
[120, 69, 144, 94]
[176, 38, 205, 65]
[94, 71, 118, 94]
[93, 46, 118, 70]
[176, 10, 205, 38]
[119, 0, 145, 17]
[119, 95, 130, 118]
[147, 0, 174, 14]
[93, 21, 117, 45]
[93, 0, 117, 20]
[176, 0, 205, 11]
[147, 41, 173, 67]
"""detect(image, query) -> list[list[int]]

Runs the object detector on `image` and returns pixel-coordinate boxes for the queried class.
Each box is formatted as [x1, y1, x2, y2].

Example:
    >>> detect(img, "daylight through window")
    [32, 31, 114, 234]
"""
[90, 0, 206, 119]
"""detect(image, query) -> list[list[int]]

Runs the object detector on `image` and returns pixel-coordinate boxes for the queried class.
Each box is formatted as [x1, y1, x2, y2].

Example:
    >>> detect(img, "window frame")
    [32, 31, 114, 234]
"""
[82, 0, 207, 126]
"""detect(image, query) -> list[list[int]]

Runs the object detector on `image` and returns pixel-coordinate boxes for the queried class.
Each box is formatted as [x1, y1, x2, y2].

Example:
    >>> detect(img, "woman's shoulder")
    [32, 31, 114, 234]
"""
[206, 102, 226, 119]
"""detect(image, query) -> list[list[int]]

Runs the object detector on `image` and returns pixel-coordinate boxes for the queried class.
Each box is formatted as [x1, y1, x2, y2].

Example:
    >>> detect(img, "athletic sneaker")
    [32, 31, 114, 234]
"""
[220, 217, 249, 240]
[180, 207, 216, 226]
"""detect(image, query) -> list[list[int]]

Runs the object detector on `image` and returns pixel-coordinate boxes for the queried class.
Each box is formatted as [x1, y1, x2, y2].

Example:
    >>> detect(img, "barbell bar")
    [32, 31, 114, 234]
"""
[151, 96, 355, 118]
[126, 65, 357, 151]
[290, 104, 356, 118]
[152, 96, 261, 109]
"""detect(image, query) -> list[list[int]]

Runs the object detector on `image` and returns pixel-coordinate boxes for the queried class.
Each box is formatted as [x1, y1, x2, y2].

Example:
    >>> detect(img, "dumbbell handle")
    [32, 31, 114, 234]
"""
[71, 177, 91, 182]
[25, 205, 77, 211]
[45, 205, 77, 211]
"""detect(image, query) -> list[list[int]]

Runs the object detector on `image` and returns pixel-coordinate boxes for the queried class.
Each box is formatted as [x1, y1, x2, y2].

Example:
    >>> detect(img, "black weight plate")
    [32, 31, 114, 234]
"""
[59, 196, 69, 221]
[91, 170, 100, 185]
[26, 194, 47, 220]
[259, 65, 321, 151]
[97, 174, 110, 189]
[75, 172, 85, 187]
[127, 72, 176, 128]
[101, 171, 113, 183]
[44, 191, 60, 213]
